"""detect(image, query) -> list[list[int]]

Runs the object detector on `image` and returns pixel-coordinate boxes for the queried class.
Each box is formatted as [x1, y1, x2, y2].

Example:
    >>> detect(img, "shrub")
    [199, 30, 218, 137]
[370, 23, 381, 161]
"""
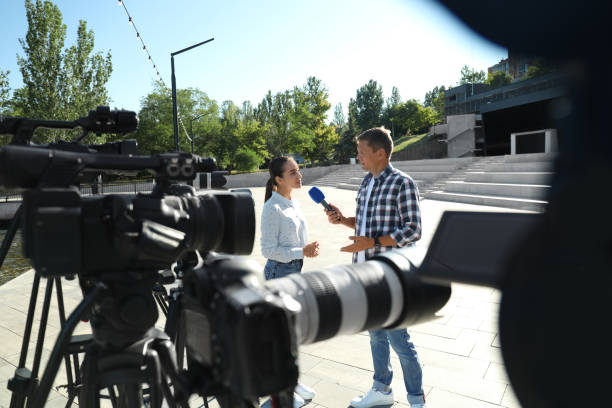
[234, 148, 264, 172]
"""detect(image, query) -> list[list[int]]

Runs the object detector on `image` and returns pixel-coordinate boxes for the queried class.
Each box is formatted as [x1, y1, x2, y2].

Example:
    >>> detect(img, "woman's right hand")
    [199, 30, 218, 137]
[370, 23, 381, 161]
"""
[303, 241, 320, 257]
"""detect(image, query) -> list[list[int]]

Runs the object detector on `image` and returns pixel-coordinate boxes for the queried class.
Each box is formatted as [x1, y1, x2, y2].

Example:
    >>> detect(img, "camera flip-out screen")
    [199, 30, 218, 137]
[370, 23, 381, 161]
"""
[419, 211, 542, 288]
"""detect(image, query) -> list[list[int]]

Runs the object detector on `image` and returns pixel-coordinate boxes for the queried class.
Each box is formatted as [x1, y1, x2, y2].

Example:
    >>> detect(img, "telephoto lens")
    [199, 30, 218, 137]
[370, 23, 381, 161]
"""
[264, 247, 451, 344]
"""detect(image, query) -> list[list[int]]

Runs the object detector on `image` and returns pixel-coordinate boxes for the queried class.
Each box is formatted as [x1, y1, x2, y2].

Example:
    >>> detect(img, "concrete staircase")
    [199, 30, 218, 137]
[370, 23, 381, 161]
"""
[313, 157, 477, 198]
[315, 164, 367, 190]
[311, 153, 556, 212]
[426, 152, 556, 212]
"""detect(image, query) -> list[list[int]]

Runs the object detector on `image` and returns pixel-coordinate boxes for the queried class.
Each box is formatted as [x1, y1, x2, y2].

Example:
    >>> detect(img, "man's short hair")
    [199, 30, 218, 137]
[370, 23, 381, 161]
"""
[356, 127, 393, 158]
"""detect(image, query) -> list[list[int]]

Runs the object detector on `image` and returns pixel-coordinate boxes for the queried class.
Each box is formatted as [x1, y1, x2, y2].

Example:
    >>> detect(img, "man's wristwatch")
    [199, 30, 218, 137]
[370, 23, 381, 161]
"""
[373, 236, 381, 247]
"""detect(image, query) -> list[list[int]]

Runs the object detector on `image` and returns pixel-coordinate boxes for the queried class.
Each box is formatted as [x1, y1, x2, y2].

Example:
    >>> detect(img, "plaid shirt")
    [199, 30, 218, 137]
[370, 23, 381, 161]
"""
[353, 164, 421, 263]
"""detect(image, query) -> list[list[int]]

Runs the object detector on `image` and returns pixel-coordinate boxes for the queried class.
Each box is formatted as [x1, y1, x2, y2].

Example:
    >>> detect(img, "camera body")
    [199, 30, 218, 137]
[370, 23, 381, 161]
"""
[21, 186, 255, 277]
[182, 256, 299, 400]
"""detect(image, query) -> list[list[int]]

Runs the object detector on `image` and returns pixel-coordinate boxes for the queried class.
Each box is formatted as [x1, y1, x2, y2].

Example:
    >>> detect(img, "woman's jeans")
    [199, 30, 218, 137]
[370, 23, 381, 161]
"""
[369, 328, 425, 406]
[264, 259, 303, 280]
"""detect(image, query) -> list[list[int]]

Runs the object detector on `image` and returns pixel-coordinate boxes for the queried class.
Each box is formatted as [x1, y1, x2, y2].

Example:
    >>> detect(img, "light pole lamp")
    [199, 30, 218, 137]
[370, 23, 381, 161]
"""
[171, 37, 214, 152]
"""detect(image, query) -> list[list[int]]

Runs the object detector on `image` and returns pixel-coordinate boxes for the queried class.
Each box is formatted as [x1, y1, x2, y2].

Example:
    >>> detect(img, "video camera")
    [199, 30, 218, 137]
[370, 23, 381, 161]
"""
[0, 107, 451, 407]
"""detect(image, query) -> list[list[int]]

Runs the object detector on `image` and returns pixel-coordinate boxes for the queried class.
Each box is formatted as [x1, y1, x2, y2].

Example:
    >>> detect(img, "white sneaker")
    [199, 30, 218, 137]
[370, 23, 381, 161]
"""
[350, 388, 394, 408]
[295, 382, 316, 400]
[293, 392, 305, 408]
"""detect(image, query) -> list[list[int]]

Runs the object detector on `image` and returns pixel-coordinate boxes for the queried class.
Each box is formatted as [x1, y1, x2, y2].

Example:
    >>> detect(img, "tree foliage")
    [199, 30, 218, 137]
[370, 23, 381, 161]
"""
[11, 0, 112, 143]
[522, 58, 556, 80]
[332, 103, 346, 130]
[485, 71, 513, 88]
[135, 81, 220, 155]
[0, 70, 11, 116]
[355, 79, 384, 131]
[458, 64, 487, 85]
[424, 85, 446, 122]
[254, 76, 337, 165]
[333, 98, 359, 163]
[296, 77, 337, 164]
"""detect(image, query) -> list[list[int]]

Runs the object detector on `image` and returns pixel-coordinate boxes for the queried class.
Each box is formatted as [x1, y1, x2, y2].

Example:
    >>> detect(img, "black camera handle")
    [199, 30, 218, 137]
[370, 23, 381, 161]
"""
[0, 106, 138, 145]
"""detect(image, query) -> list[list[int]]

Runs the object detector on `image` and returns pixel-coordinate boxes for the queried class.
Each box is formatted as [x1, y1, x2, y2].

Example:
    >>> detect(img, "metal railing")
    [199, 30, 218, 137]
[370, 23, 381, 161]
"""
[0, 179, 156, 202]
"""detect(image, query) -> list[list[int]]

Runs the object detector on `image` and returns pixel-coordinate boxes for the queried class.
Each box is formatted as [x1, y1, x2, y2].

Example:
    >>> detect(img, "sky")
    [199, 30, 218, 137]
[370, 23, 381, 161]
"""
[0, 0, 507, 119]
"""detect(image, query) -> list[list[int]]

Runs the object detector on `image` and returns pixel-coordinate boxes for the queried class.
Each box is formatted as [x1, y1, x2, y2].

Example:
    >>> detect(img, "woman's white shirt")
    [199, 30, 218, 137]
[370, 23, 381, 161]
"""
[260, 191, 308, 263]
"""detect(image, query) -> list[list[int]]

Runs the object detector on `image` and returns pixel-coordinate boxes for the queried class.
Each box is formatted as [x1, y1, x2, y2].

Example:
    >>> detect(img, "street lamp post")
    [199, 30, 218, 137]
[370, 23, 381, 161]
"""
[171, 37, 214, 152]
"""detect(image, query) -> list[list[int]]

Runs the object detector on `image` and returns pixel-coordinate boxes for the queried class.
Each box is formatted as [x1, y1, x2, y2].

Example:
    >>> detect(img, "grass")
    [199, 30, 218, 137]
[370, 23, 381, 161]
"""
[393, 132, 428, 153]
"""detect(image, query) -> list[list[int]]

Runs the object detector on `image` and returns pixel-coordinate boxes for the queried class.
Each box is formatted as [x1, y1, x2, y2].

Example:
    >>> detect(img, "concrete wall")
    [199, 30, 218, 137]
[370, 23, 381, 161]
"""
[224, 164, 345, 188]
[429, 123, 448, 136]
[448, 129, 476, 157]
[446, 114, 481, 157]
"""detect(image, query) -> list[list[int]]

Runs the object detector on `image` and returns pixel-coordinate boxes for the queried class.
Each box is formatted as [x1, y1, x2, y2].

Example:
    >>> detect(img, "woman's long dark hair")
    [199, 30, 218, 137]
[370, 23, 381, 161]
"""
[265, 156, 291, 202]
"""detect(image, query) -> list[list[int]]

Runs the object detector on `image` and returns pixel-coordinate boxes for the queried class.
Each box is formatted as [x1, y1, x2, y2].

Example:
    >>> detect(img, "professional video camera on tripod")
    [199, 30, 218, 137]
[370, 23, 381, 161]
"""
[0, 107, 452, 407]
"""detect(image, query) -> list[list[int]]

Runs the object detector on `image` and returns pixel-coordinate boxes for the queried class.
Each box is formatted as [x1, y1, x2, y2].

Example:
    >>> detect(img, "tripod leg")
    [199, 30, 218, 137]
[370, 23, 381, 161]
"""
[107, 386, 119, 407]
[154, 339, 189, 408]
[154, 290, 169, 317]
[8, 271, 41, 408]
[175, 318, 186, 370]
[54, 277, 79, 401]
[31, 284, 106, 408]
[30, 277, 55, 380]
[143, 350, 163, 408]
[115, 384, 143, 408]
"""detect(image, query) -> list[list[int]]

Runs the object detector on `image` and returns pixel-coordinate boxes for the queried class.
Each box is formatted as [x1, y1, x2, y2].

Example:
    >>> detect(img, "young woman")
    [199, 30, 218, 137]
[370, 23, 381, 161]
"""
[261, 156, 319, 278]
[260, 156, 318, 407]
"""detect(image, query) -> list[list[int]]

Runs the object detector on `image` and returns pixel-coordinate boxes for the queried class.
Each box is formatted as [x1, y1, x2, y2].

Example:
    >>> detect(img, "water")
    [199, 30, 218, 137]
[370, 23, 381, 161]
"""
[0, 230, 33, 286]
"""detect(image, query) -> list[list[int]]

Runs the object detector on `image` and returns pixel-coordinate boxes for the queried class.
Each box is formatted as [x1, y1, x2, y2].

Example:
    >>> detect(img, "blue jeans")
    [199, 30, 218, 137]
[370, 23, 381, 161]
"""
[264, 259, 303, 280]
[369, 328, 425, 406]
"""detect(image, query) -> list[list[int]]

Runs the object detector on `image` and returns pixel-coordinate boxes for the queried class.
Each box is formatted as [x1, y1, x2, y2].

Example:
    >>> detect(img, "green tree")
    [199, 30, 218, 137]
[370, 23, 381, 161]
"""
[234, 147, 262, 172]
[135, 82, 219, 155]
[392, 100, 437, 136]
[485, 71, 513, 88]
[424, 85, 446, 122]
[215, 100, 242, 168]
[386, 86, 401, 109]
[295, 77, 336, 164]
[355, 79, 384, 131]
[458, 65, 487, 85]
[522, 58, 556, 80]
[334, 98, 359, 164]
[62, 20, 112, 122]
[0, 70, 11, 115]
[382, 86, 402, 138]
[332, 103, 346, 130]
[256, 90, 293, 157]
[12, 0, 112, 143]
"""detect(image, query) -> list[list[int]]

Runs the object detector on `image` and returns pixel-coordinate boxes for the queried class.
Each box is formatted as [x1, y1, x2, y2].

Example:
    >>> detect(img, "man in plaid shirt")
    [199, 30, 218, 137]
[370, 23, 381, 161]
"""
[325, 127, 426, 408]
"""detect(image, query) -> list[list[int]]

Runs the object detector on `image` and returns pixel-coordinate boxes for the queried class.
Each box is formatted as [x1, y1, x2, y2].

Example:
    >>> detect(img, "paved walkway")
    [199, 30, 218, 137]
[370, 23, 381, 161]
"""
[0, 185, 534, 407]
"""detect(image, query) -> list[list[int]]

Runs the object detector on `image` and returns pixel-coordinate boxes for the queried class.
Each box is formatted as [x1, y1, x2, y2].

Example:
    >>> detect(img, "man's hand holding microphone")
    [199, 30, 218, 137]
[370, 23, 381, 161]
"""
[309, 187, 369, 252]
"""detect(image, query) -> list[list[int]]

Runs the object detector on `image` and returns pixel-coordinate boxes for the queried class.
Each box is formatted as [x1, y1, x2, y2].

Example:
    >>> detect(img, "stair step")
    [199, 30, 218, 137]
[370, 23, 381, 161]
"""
[486, 162, 554, 172]
[503, 152, 558, 163]
[465, 172, 554, 184]
[445, 181, 550, 200]
[425, 191, 547, 212]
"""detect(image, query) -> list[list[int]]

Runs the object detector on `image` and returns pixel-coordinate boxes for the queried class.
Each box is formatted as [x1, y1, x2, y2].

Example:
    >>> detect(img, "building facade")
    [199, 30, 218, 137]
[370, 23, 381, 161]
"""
[442, 71, 568, 156]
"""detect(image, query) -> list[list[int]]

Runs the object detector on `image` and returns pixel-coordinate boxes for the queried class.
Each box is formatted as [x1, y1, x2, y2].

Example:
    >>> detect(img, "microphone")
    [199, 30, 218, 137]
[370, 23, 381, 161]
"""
[308, 186, 333, 211]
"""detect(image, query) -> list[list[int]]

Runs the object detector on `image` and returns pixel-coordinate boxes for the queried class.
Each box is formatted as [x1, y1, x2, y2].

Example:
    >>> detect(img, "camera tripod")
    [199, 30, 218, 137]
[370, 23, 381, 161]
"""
[1, 205, 190, 407]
